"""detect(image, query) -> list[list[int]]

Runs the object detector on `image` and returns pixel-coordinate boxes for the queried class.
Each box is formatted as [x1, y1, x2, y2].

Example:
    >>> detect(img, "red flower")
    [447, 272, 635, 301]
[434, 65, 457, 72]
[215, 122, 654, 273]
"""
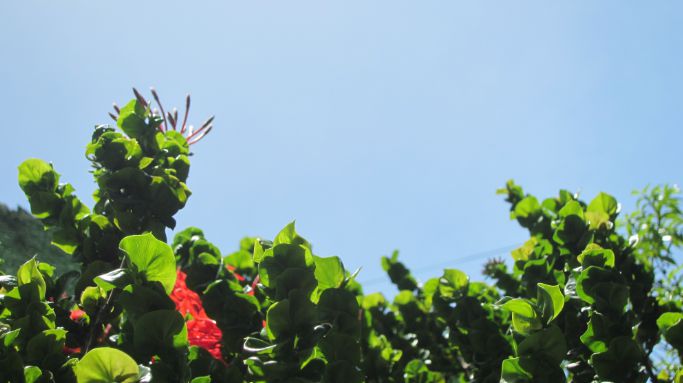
[170, 270, 223, 360]
[187, 318, 222, 360]
[226, 264, 246, 282]
[69, 309, 86, 322]
[62, 346, 81, 355]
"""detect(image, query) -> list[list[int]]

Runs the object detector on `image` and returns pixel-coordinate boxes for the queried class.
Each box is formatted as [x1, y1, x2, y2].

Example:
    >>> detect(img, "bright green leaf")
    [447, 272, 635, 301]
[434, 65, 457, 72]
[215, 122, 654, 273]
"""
[577, 244, 615, 268]
[314, 256, 345, 293]
[536, 283, 564, 324]
[119, 233, 177, 294]
[514, 197, 541, 220]
[587, 192, 618, 216]
[17, 258, 46, 299]
[502, 299, 541, 335]
[438, 269, 469, 299]
[18, 159, 59, 194]
[75, 347, 140, 383]
[23, 366, 42, 383]
[658, 312, 683, 351]
[273, 221, 310, 248]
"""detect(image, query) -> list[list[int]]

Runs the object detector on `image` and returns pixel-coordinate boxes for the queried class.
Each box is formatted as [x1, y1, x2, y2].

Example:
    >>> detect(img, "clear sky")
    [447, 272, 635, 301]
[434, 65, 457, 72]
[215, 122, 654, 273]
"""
[1, 1, 681, 295]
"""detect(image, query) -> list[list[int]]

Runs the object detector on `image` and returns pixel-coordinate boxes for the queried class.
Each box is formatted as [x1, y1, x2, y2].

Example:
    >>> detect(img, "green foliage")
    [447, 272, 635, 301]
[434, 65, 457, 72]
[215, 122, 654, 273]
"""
[74, 347, 141, 383]
[247, 223, 362, 382]
[624, 185, 683, 378]
[2, 93, 682, 382]
[119, 233, 177, 294]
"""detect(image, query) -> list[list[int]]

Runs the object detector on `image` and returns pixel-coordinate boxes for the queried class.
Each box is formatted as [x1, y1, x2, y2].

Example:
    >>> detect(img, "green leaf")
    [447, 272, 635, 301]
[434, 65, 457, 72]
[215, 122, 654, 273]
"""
[587, 192, 618, 216]
[253, 239, 265, 263]
[148, 171, 190, 219]
[26, 329, 67, 364]
[558, 200, 584, 219]
[133, 310, 188, 355]
[576, 266, 628, 314]
[17, 258, 47, 299]
[37, 262, 55, 278]
[76, 261, 113, 297]
[580, 312, 612, 353]
[515, 196, 541, 220]
[511, 238, 538, 262]
[258, 243, 315, 299]
[18, 159, 59, 194]
[265, 300, 291, 340]
[94, 269, 133, 292]
[438, 269, 469, 299]
[517, 325, 567, 365]
[590, 337, 642, 381]
[657, 312, 683, 351]
[118, 284, 176, 320]
[585, 211, 611, 230]
[319, 332, 361, 365]
[500, 357, 532, 383]
[119, 233, 177, 294]
[86, 131, 143, 170]
[421, 277, 439, 306]
[403, 359, 444, 383]
[536, 283, 564, 324]
[23, 366, 43, 383]
[117, 99, 148, 138]
[676, 370, 683, 383]
[243, 338, 277, 355]
[381, 251, 418, 291]
[314, 256, 345, 293]
[3, 330, 21, 348]
[225, 250, 254, 271]
[75, 347, 140, 383]
[266, 290, 316, 340]
[577, 244, 615, 268]
[80, 286, 106, 313]
[657, 312, 683, 331]
[318, 288, 362, 336]
[362, 293, 386, 309]
[273, 221, 310, 248]
[502, 299, 541, 335]
[161, 130, 190, 156]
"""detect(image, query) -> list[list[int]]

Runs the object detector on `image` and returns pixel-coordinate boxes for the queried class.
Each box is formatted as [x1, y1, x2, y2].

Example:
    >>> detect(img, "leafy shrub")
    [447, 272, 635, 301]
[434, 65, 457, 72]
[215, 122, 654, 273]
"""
[1, 90, 681, 382]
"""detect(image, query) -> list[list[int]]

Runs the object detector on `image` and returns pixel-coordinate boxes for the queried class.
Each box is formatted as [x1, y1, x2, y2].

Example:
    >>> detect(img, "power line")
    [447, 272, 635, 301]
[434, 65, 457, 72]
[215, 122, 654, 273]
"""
[359, 243, 519, 287]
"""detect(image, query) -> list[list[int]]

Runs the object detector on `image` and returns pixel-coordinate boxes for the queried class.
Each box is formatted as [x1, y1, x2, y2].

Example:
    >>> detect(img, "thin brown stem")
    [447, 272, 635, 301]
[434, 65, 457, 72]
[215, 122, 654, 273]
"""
[84, 258, 126, 353]
[180, 94, 190, 133]
[150, 87, 168, 132]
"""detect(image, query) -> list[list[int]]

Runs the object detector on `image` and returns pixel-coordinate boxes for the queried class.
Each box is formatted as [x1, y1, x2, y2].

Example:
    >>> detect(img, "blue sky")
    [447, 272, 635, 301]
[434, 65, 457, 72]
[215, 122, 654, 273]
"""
[1, 1, 681, 294]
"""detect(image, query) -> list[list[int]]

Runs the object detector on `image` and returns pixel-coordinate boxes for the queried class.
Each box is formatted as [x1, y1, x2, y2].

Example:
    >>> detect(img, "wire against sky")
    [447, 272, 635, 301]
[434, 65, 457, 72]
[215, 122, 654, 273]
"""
[359, 243, 520, 287]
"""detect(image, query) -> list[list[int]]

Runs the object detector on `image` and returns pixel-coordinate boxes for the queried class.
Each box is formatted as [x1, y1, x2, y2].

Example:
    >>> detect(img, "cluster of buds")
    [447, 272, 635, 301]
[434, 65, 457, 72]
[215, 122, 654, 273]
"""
[109, 87, 214, 145]
[482, 256, 507, 278]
